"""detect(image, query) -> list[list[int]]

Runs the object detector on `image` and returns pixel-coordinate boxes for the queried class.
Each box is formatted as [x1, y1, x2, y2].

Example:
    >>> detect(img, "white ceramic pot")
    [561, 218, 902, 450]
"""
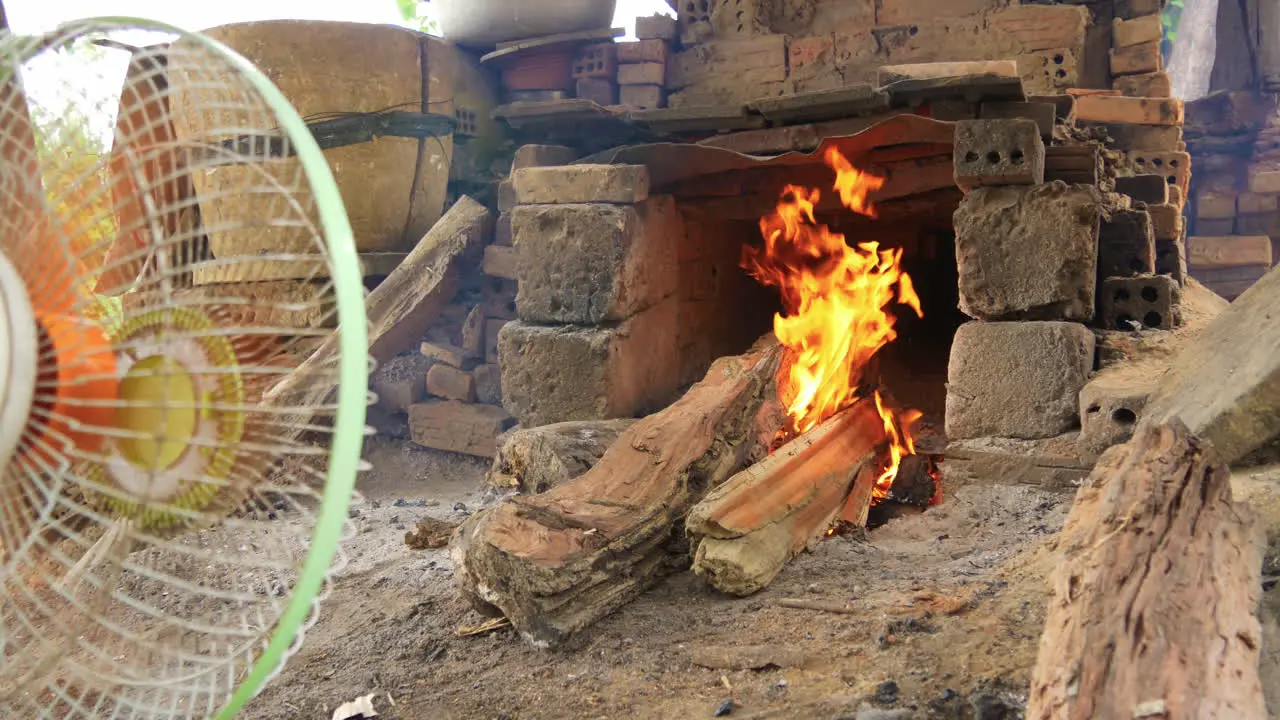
[433, 0, 618, 47]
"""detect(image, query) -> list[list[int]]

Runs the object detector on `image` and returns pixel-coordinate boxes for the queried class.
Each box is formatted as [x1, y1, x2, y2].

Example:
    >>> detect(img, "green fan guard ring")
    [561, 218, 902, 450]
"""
[20, 17, 370, 719]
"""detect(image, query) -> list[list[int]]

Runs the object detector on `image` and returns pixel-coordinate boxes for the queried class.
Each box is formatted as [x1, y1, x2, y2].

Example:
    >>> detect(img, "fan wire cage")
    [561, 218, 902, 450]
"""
[0, 17, 368, 719]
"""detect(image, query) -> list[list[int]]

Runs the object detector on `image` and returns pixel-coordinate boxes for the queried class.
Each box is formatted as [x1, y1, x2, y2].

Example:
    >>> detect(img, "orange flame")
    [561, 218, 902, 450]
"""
[742, 147, 924, 495]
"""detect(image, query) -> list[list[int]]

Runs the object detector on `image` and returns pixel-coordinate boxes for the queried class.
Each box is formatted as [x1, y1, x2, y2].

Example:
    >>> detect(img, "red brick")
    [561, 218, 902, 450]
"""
[619, 84, 665, 108]
[427, 363, 477, 402]
[572, 43, 617, 79]
[618, 62, 666, 86]
[617, 38, 668, 64]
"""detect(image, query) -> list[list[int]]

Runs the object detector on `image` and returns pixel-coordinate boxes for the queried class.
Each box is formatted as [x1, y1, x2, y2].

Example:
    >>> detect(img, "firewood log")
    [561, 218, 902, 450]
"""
[451, 337, 782, 648]
[1027, 420, 1266, 720]
[685, 397, 887, 596]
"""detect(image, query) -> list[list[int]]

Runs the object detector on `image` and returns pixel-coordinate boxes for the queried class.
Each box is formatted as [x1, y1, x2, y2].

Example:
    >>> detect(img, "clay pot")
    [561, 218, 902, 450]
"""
[434, 0, 618, 48]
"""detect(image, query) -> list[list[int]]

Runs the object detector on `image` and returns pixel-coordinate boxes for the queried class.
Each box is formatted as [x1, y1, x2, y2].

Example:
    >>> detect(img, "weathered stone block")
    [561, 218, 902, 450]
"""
[1076, 373, 1157, 463]
[513, 164, 649, 205]
[945, 321, 1096, 440]
[371, 352, 430, 414]
[512, 144, 578, 171]
[427, 363, 477, 402]
[1098, 208, 1156, 278]
[1114, 174, 1168, 205]
[473, 363, 502, 405]
[953, 119, 1045, 191]
[498, 298, 680, 427]
[408, 401, 516, 458]
[482, 245, 517, 280]
[954, 181, 1102, 322]
[514, 196, 680, 325]
[1097, 274, 1181, 331]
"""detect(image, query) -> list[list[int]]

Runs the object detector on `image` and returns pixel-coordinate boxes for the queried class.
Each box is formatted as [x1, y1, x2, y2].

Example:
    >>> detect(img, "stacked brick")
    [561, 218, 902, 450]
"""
[615, 15, 676, 109]
[372, 149, 597, 459]
[945, 117, 1098, 444]
[497, 161, 685, 428]
[1183, 91, 1278, 299]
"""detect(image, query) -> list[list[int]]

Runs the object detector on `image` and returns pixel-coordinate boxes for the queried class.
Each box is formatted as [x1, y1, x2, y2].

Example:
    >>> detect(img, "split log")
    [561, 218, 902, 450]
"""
[1140, 265, 1280, 464]
[686, 398, 887, 597]
[1027, 420, 1265, 720]
[451, 337, 783, 647]
[487, 419, 637, 494]
[261, 196, 491, 422]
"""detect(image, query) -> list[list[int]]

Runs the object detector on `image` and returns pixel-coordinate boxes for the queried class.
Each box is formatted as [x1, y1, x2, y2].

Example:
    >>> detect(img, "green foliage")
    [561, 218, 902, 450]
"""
[395, 0, 439, 35]
[1162, 0, 1185, 44]
[26, 61, 117, 287]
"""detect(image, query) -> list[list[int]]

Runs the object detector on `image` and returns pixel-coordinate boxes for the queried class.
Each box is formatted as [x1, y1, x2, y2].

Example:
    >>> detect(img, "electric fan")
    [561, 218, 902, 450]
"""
[0, 17, 369, 719]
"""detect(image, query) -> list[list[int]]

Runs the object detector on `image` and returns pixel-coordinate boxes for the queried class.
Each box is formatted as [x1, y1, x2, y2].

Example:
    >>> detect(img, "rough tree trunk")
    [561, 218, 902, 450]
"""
[1028, 420, 1265, 720]
[452, 338, 783, 648]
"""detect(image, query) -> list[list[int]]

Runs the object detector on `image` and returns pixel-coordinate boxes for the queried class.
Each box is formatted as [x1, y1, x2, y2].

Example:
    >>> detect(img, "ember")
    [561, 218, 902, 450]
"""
[742, 146, 926, 499]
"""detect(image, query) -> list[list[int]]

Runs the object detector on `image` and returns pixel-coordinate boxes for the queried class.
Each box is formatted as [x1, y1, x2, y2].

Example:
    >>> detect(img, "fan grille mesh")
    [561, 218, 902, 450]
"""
[0, 20, 364, 718]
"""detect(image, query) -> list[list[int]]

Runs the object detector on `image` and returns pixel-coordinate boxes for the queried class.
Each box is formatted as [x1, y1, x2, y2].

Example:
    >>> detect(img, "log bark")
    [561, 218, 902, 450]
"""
[261, 196, 491, 424]
[487, 419, 637, 494]
[686, 398, 887, 597]
[451, 338, 782, 647]
[1027, 421, 1265, 720]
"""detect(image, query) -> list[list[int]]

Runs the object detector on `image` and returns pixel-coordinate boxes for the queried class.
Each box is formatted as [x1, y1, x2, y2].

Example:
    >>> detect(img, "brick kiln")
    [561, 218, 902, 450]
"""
[433, 0, 1214, 649]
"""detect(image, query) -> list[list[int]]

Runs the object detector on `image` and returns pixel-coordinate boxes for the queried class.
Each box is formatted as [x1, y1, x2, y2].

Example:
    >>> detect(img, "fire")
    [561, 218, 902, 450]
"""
[742, 147, 924, 497]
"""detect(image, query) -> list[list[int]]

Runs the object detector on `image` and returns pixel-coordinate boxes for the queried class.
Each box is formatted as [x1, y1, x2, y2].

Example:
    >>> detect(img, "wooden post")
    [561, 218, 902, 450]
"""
[1027, 421, 1265, 719]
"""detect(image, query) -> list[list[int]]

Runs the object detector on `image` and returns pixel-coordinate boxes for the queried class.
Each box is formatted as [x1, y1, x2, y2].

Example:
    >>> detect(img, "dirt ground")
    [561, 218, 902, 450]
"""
[243, 433, 1280, 720]
[244, 434, 1070, 720]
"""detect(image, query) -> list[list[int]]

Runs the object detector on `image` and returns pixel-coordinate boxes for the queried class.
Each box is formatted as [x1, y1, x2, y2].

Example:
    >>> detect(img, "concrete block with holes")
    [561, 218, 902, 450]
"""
[952, 118, 1045, 191]
[1096, 274, 1181, 331]
[1076, 372, 1157, 463]
[1097, 208, 1156, 278]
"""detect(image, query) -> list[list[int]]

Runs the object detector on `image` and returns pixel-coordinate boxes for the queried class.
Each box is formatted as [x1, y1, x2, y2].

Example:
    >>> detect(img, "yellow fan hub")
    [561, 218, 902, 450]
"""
[83, 306, 248, 533]
[116, 354, 200, 471]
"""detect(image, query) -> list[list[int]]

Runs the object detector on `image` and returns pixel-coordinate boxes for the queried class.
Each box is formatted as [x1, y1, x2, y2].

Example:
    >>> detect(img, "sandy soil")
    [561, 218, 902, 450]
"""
[242, 434, 1075, 720]
[240, 281, 1280, 720]
[242, 436, 1280, 720]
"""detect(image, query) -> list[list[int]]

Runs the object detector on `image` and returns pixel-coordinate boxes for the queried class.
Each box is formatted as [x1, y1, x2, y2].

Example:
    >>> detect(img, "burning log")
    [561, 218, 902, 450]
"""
[451, 337, 783, 648]
[685, 397, 888, 597]
[1027, 420, 1266, 720]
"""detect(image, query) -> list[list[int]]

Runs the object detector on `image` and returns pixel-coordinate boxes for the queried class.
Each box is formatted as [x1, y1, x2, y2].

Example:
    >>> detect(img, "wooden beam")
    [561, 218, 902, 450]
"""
[1140, 264, 1280, 464]
[1027, 420, 1265, 719]
[452, 338, 784, 648]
